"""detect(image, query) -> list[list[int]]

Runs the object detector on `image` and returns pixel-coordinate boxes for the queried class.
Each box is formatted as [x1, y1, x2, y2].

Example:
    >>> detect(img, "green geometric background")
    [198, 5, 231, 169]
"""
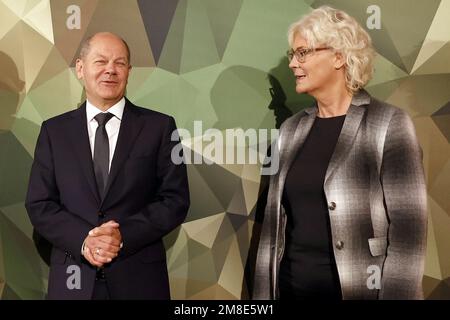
[0, 0, 449, 299]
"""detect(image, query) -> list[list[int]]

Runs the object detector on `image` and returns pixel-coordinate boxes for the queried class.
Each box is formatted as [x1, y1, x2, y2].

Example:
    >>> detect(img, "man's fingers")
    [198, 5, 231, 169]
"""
[86, 237, 119, 260]
[88, 243, 119, 258]
[91, 246, 116, 262]
[97, 235, 121, 247]
[84, 226, 121, 265]
[89, 227, 103, 236]
[93, 249, 113, 263]
[85, 237, 116, 257]
[89, 227, 109, 236]
[95, 243, 119, 257]
[103, 220, 119, 227]
[83, 246, 103, 267]
[97, 220, 120, 232]
[89, 225, 119, 237]
[87, 235, 120, 249]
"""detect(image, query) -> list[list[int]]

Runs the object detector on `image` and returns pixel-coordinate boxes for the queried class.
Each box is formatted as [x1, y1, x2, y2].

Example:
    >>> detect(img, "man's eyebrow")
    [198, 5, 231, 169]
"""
[294, 46, 307, 51]
[92, 54, 107, 60]
[91, 54, 127, 61]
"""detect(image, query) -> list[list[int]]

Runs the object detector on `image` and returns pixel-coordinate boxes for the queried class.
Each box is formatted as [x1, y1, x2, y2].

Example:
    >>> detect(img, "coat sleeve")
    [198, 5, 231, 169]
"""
[118, 116, 190, 258]
[252, 126, 286, 300]
[379, 109, 427, 299]
[25, 121, 93, 263]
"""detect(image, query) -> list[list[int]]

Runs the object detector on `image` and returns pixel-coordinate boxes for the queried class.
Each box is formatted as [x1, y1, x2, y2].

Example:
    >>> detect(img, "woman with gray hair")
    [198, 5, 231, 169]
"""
[253, 6, 427, 300]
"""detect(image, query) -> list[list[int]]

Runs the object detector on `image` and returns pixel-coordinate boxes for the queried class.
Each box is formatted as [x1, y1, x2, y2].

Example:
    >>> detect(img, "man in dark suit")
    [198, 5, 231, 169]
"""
[25, 32, 190, 299]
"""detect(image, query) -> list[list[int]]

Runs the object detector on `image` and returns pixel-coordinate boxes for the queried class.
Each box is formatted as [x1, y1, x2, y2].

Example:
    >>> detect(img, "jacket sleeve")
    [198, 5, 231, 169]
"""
[25, 121, 93, 263]
[379, 109, 428, 299]
[118, 116, 190, 258]
[252, 126, 286, 300]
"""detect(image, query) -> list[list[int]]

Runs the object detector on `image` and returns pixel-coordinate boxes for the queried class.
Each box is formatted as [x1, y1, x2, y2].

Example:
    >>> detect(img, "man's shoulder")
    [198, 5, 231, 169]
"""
[42, 107, 80, 128]
[128, 103, 173, 121]
[126, 101, 176, 130]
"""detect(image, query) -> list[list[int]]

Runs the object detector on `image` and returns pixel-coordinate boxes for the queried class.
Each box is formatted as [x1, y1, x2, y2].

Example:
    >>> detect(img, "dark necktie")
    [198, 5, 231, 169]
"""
[93, 112, 114, 197]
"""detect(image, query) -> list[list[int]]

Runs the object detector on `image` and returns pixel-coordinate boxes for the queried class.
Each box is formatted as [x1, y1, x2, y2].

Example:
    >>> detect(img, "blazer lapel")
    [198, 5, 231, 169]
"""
[277, 108, 317, 200]
[324, 90, 370, 185]
[101, 99, 144, 206]
[68, 103, 101, 205]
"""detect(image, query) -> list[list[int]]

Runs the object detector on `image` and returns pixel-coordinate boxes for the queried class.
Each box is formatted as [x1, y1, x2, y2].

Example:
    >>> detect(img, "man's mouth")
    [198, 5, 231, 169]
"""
[101, 80, 118, 85]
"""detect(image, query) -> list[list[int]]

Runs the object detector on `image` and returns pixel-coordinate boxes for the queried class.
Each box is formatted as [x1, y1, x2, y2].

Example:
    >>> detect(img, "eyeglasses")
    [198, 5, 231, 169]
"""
[286, 47, 331, 63]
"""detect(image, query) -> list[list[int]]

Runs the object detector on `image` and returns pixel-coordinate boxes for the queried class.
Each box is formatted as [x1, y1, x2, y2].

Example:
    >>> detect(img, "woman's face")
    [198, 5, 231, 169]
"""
[288, 35, 337, 95]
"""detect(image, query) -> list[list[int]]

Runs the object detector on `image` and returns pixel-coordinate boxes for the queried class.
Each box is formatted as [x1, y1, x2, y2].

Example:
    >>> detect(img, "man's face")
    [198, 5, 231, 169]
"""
[76, 33, 131, 109]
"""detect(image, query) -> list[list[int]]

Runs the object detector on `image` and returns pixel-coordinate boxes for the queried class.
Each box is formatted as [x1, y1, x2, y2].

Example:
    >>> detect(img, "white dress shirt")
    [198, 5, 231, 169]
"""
[82, 98, 125, 255]
[86, 98, 125, 171]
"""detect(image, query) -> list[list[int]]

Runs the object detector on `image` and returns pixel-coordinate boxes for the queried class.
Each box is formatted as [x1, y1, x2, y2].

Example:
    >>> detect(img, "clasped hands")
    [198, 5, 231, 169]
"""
[82, 220, 122, 267]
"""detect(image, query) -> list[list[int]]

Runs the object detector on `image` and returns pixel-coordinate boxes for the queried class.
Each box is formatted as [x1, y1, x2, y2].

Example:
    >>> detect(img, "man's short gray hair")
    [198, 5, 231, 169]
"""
[79, 32, 131, 64]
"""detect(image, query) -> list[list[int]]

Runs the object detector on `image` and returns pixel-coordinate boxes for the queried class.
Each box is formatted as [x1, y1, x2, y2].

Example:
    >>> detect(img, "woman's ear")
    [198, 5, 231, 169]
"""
[334, 52, 346, 70]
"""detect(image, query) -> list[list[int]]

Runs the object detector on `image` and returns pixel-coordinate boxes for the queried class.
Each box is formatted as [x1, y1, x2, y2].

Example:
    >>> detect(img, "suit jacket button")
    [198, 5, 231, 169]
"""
[335, 241, 344, 250]
[328, 202, 336, 210]
[98, 212, 105, 218]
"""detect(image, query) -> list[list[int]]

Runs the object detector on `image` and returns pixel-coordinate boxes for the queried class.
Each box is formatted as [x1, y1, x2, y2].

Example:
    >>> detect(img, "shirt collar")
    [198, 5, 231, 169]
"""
[86, 97, 125, 122]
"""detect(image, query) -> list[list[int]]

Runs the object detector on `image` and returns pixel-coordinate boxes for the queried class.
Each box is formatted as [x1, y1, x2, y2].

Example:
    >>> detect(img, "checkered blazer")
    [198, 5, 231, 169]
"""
[253, 90, 427, 300]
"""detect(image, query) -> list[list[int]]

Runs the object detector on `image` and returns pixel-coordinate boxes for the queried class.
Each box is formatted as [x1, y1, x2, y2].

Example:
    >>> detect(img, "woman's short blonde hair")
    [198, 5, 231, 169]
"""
[288, 6, 375, 93]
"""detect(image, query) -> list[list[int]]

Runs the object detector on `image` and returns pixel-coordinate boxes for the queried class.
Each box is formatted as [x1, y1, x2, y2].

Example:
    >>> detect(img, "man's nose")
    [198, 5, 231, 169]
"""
[105, 62, 117, 74]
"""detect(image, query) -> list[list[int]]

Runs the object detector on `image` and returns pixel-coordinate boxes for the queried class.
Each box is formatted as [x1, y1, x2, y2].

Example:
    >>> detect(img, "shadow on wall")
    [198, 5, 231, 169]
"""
[210, 59, 313, 131]
[242, 57, 315, 299]
[0, 52, 25, 130]
[267, 73, 292, 129]
[267, 57, 315, 119]
[210, 65, 292, 131]
[0, 51, 48, 299]
[211, 65, 274, 131]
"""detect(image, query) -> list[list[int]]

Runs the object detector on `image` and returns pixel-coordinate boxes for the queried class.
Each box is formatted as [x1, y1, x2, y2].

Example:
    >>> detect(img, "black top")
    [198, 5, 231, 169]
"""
[279, 114, 345, 300]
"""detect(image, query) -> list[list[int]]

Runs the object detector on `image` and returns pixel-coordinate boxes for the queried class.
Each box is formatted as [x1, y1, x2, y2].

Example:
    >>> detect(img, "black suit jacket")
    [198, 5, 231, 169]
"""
[25, 98, 190, 299]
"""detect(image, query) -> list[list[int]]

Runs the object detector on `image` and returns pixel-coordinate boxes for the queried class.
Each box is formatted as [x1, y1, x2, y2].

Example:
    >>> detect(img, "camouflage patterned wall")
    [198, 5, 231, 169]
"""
[0, 0, 449, 299]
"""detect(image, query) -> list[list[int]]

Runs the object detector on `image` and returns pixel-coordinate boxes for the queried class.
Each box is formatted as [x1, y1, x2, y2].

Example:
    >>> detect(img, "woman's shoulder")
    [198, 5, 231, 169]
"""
[279, 106, 314, 133]
[367, 96, 408, 117]
[366, 94, 412, 125]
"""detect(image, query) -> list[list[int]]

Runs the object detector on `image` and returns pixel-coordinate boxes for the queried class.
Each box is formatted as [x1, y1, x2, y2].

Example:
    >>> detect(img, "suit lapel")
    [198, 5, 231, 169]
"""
[101, 100, 144, 206]
[68, 103, 101, 204]
[324, 91, 370, 185]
